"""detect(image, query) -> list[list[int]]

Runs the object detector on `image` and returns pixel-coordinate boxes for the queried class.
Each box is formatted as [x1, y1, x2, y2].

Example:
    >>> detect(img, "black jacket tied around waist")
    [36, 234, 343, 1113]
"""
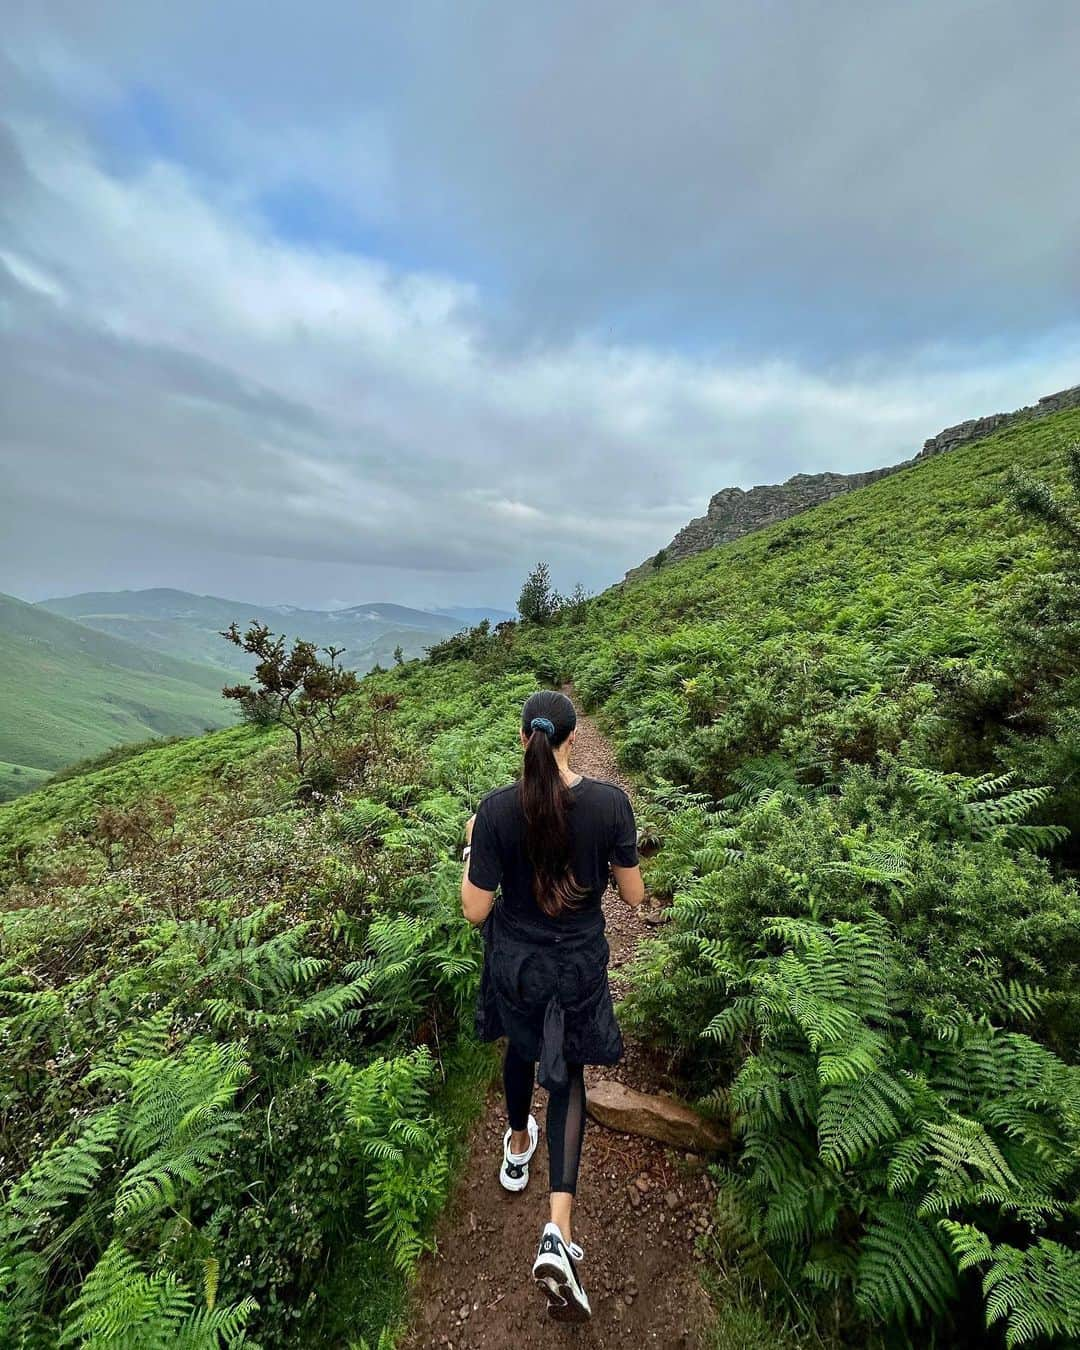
[475, 906, 623, 1089]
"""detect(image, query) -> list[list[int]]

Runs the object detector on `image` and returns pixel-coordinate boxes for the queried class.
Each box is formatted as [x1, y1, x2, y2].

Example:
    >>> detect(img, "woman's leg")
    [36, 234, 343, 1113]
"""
[503, 1042, 536, 1154]
[547, 1062, 586, 1243]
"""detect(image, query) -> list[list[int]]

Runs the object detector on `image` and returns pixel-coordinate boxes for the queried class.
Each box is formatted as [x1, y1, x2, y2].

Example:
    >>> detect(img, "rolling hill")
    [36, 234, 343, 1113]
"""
[0, 591, 235, 797]
[37, 588, 512, 674]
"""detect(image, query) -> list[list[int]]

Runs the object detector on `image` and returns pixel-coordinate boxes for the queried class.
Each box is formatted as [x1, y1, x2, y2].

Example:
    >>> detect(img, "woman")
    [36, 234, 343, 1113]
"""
[461, 689, 645, 1322]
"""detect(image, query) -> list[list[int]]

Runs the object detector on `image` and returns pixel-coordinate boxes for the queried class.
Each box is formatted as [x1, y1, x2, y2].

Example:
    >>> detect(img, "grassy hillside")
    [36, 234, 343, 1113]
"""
[0, 760, 51, 801]
[0, 592, 237, 792]
[1, 405, 1077, 1348]
[563, 403, 1078, 820]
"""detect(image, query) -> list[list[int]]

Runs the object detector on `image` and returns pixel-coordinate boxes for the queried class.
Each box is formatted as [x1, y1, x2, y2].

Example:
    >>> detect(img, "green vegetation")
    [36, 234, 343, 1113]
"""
[0, 592, 234, 792]
[2, 405, 1078, 1346]
[0, 660, 537, 1347]
[515, 562, 588, 625]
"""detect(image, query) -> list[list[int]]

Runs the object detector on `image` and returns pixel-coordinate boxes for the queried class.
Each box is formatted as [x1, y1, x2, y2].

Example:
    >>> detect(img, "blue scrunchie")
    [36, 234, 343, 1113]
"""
[530, 716, 556, 736]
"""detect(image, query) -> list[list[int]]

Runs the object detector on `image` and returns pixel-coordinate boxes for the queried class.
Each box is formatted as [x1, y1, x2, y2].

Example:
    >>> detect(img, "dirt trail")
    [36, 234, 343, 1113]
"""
[401, 703, 712, 1349]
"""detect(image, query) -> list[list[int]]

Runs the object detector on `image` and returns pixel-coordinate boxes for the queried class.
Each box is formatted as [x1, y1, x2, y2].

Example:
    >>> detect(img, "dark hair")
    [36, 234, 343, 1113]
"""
[519, 690, 586, 918]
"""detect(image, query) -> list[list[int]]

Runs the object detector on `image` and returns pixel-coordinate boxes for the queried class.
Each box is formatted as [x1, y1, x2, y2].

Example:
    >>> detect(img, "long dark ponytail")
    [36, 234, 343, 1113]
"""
[519, 690, 586, 918]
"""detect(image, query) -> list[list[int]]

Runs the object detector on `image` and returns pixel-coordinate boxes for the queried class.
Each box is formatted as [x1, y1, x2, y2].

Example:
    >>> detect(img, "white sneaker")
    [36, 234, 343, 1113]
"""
[532, 1221, 591, 1322]
[499, 1114, 538, 1192]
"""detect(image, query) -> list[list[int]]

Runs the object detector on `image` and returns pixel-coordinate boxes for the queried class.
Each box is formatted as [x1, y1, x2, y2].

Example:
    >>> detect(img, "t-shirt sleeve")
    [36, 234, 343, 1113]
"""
[610, 789, 639, 867]
[467, 799, 502, 891]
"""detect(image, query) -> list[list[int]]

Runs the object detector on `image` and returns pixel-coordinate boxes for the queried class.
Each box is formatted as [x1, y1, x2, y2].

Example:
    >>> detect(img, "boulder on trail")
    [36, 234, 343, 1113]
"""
[586, 1081, 729, 1153]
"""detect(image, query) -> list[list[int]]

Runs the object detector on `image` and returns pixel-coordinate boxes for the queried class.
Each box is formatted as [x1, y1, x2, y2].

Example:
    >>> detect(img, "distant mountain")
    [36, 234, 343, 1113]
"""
[624, 383, 1080, 582]
[37, 588, 474, 675]
[0, 591, 234, 799]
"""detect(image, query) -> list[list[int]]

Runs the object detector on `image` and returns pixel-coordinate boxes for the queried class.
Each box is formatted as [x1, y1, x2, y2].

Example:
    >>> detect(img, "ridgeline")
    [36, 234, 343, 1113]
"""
[624, 382, 1080, 582]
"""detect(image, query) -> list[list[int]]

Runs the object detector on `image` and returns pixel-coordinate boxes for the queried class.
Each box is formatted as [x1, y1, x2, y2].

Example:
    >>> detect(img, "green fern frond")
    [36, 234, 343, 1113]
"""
[856, 1202, 956, 1322]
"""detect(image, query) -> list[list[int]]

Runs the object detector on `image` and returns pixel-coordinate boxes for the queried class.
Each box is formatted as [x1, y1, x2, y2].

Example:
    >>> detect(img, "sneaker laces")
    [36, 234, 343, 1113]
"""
[552, 1227, 584, 1262]
[541, 1224, 584, 1264]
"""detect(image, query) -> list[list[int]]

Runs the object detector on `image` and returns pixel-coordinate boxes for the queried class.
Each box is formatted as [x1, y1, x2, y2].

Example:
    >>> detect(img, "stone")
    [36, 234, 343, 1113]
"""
[586, 1080, 729, 1153]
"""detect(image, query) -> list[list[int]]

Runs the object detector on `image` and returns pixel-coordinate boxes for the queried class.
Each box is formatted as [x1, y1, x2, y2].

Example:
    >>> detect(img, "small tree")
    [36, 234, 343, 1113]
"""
[564, 581, 589, 624]
[652, 547, 668, 571]
[393, 644, 405, 666]
[517, 562, 559, 624]
[220, 622, 359, 772]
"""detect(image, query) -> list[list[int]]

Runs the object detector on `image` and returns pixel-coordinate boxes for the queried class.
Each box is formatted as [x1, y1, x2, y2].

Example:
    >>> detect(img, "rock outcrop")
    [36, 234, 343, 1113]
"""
[915, 384, 1080, 460]
[624, 383, 1080, 583]
[586, 1080, 729, 1153]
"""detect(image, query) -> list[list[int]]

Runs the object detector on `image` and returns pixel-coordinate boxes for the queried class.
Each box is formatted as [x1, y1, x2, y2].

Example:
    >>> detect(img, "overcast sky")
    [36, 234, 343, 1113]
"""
[2, 2, 1079, 611]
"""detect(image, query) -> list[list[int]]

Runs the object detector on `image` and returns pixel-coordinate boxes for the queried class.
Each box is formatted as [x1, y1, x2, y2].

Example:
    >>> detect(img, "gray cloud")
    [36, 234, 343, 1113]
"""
[1, 6, 1079, 610]
[8, 3, 1078, 349]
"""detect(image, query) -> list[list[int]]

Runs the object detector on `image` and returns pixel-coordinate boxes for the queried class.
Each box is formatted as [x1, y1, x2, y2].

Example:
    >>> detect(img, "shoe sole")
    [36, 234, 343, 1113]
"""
[532, 1257, 591, 1322]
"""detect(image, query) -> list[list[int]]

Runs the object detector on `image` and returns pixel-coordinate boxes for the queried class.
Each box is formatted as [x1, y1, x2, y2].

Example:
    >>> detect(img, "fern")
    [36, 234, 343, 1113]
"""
[900, 767, 1068, 850]
[319, 1048, 448, 1271]
[4, 1107, 122, 1253]
[856, 1202, 956, 1322]
[941, 1223, 1080, 1348]
[109, 1041, 247, 1224]
[58, 1240, 256, 1349]
[817, 1071, 910, 1169]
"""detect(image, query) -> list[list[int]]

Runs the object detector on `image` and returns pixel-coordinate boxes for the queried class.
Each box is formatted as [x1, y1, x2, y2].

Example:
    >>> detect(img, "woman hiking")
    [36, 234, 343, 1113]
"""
[460, 689, 645, 1322]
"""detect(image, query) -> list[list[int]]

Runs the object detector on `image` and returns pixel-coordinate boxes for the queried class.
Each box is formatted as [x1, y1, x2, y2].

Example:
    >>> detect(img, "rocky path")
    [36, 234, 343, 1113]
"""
[401, 702, 714, 1349]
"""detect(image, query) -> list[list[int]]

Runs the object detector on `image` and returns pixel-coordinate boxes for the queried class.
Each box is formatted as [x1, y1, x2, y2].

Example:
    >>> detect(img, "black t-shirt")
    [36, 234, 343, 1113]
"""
[468, 776, 638, 939]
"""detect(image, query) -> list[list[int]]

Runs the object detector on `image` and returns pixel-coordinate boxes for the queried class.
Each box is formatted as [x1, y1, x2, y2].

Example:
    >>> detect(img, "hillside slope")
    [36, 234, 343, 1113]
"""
[0, 591, 235, 788]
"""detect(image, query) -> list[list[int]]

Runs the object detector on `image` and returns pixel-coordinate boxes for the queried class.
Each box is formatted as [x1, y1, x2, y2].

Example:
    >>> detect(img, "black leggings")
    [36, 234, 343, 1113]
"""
[503, 1043, 586, 1195]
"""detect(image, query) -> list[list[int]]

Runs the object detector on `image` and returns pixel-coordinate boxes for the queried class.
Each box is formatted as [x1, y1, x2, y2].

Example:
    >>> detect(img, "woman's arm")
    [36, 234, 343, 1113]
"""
[610, 863, 646, 909]
[610, 789, 646, 908]
[461, 812, 497, 925]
